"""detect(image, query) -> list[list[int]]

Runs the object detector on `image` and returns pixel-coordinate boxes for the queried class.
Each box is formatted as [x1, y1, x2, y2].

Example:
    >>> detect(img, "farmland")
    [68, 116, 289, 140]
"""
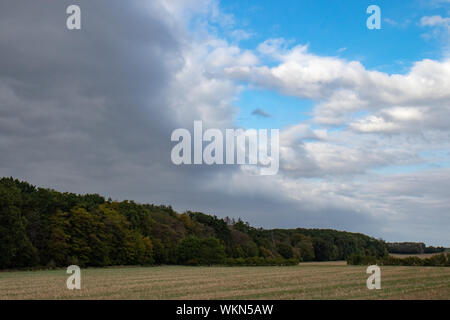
[0, 262, 449, 300]
[390, 253, 446, 259]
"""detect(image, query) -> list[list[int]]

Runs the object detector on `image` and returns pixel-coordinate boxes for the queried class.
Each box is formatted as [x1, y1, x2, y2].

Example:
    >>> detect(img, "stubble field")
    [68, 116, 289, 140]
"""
[0, 262, 449, 300]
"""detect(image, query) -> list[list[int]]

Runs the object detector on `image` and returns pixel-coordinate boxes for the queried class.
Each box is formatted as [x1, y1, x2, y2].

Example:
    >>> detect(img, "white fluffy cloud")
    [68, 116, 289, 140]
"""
[226, 42, 450, 130]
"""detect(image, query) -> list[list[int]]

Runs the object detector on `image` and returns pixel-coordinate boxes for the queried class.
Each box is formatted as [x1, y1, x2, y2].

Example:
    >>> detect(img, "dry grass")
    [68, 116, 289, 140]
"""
[0, 263, 449, 300]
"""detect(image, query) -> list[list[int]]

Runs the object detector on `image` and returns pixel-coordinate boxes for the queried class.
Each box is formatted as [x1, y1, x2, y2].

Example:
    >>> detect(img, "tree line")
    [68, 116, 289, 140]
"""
[347, 252, 450, 267]
[0, 177, 388, 269]
[386, 242, 445, 254]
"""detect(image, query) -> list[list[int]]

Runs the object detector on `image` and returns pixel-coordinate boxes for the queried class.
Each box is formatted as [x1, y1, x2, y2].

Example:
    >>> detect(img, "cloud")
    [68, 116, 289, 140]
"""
[384, 18, 411, 28]
[384, 18, 398, 26]
[251, 108, 272, 118]
[256, 38, 294, 58]
[0, 1, 449, 247]
[0, 0, 242, 201]
[420, 15, 450, 52]
[221, 36, 450, 245]
[349, 116, 400, 134]
[226, 41, 450, 133]
[349, 107, 425, 133]
[421, 15, 450, 26]
[228, 29, 253, 41]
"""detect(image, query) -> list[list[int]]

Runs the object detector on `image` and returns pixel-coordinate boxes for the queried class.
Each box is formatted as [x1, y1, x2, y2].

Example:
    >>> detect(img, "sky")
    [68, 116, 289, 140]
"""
[0, 0, 449, 246]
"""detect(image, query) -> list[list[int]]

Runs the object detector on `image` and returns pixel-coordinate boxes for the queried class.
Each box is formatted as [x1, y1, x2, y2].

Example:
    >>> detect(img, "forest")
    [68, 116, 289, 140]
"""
[0, 177, 388, 269]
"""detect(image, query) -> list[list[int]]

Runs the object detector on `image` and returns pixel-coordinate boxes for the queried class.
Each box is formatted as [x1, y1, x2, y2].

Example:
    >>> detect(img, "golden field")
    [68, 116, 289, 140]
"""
[0, 262, 449, 300]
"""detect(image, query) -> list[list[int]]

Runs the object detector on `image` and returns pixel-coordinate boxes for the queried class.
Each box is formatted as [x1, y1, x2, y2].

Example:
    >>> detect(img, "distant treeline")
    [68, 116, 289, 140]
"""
[347, 253, 450, 267]
[386, 242, 445, 254]
[0, 177, 389, 269]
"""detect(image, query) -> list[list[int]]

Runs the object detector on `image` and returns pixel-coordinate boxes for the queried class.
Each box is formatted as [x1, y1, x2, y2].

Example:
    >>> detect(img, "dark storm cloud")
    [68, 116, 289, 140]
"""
[0, 0, 259, 213]
[0, 0, 183, 192]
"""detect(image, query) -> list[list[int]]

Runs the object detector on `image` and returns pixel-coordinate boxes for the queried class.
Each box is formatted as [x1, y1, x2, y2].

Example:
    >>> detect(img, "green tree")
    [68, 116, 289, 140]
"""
[313, 238, 339, 261]
[276, 243, 294, 259]
[47, 211, 71, 266]
[177, 236, 225, 265]
[68, 207, 109, 267]
[0, 184, 38, 268]
[295, 235, 315, 261]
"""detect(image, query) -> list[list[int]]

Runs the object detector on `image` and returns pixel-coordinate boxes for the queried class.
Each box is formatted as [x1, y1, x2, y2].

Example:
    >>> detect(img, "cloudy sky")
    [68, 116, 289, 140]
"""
[0, 0, 449, 246]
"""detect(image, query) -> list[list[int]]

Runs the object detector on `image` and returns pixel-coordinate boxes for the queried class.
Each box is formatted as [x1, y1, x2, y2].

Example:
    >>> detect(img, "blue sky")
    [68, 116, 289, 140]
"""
[223, 0, 445, 67]
[216, 0, 449, 129]
[236, 89, 313, 129]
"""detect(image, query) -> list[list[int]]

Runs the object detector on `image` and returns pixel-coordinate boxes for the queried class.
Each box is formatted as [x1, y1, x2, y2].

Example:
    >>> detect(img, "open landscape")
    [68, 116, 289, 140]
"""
[1, 1, 450, 305]
[1, 178, 449, 300]
[1, 262, 449, 300]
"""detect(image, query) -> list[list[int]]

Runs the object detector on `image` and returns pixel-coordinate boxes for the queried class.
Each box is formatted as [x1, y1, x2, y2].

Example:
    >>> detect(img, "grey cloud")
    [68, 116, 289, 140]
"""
[251, 108, 272, 118]
[0, 0, 448, 247]
[0, 0, 184, 192]
[351, 170, 450, 246]
[0, 0, 241, 208]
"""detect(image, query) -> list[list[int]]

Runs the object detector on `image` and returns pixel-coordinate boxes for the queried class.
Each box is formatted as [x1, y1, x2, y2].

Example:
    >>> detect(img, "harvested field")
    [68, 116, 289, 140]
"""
[0, 262, 449, 300]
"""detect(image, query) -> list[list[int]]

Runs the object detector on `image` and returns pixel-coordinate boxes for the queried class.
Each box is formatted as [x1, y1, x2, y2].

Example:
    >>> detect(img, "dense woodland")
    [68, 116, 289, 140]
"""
[0, 177, 390, 269]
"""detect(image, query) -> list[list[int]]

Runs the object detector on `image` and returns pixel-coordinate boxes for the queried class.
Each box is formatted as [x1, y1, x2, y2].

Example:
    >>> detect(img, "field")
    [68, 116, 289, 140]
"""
[390, 253, 446, 259]
[0, 262, 449, 300]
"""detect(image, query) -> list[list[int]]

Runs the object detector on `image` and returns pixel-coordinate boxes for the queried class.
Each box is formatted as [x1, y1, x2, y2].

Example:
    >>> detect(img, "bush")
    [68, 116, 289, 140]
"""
[347, 253, 377, 266]
[46, 260, 57, 269]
